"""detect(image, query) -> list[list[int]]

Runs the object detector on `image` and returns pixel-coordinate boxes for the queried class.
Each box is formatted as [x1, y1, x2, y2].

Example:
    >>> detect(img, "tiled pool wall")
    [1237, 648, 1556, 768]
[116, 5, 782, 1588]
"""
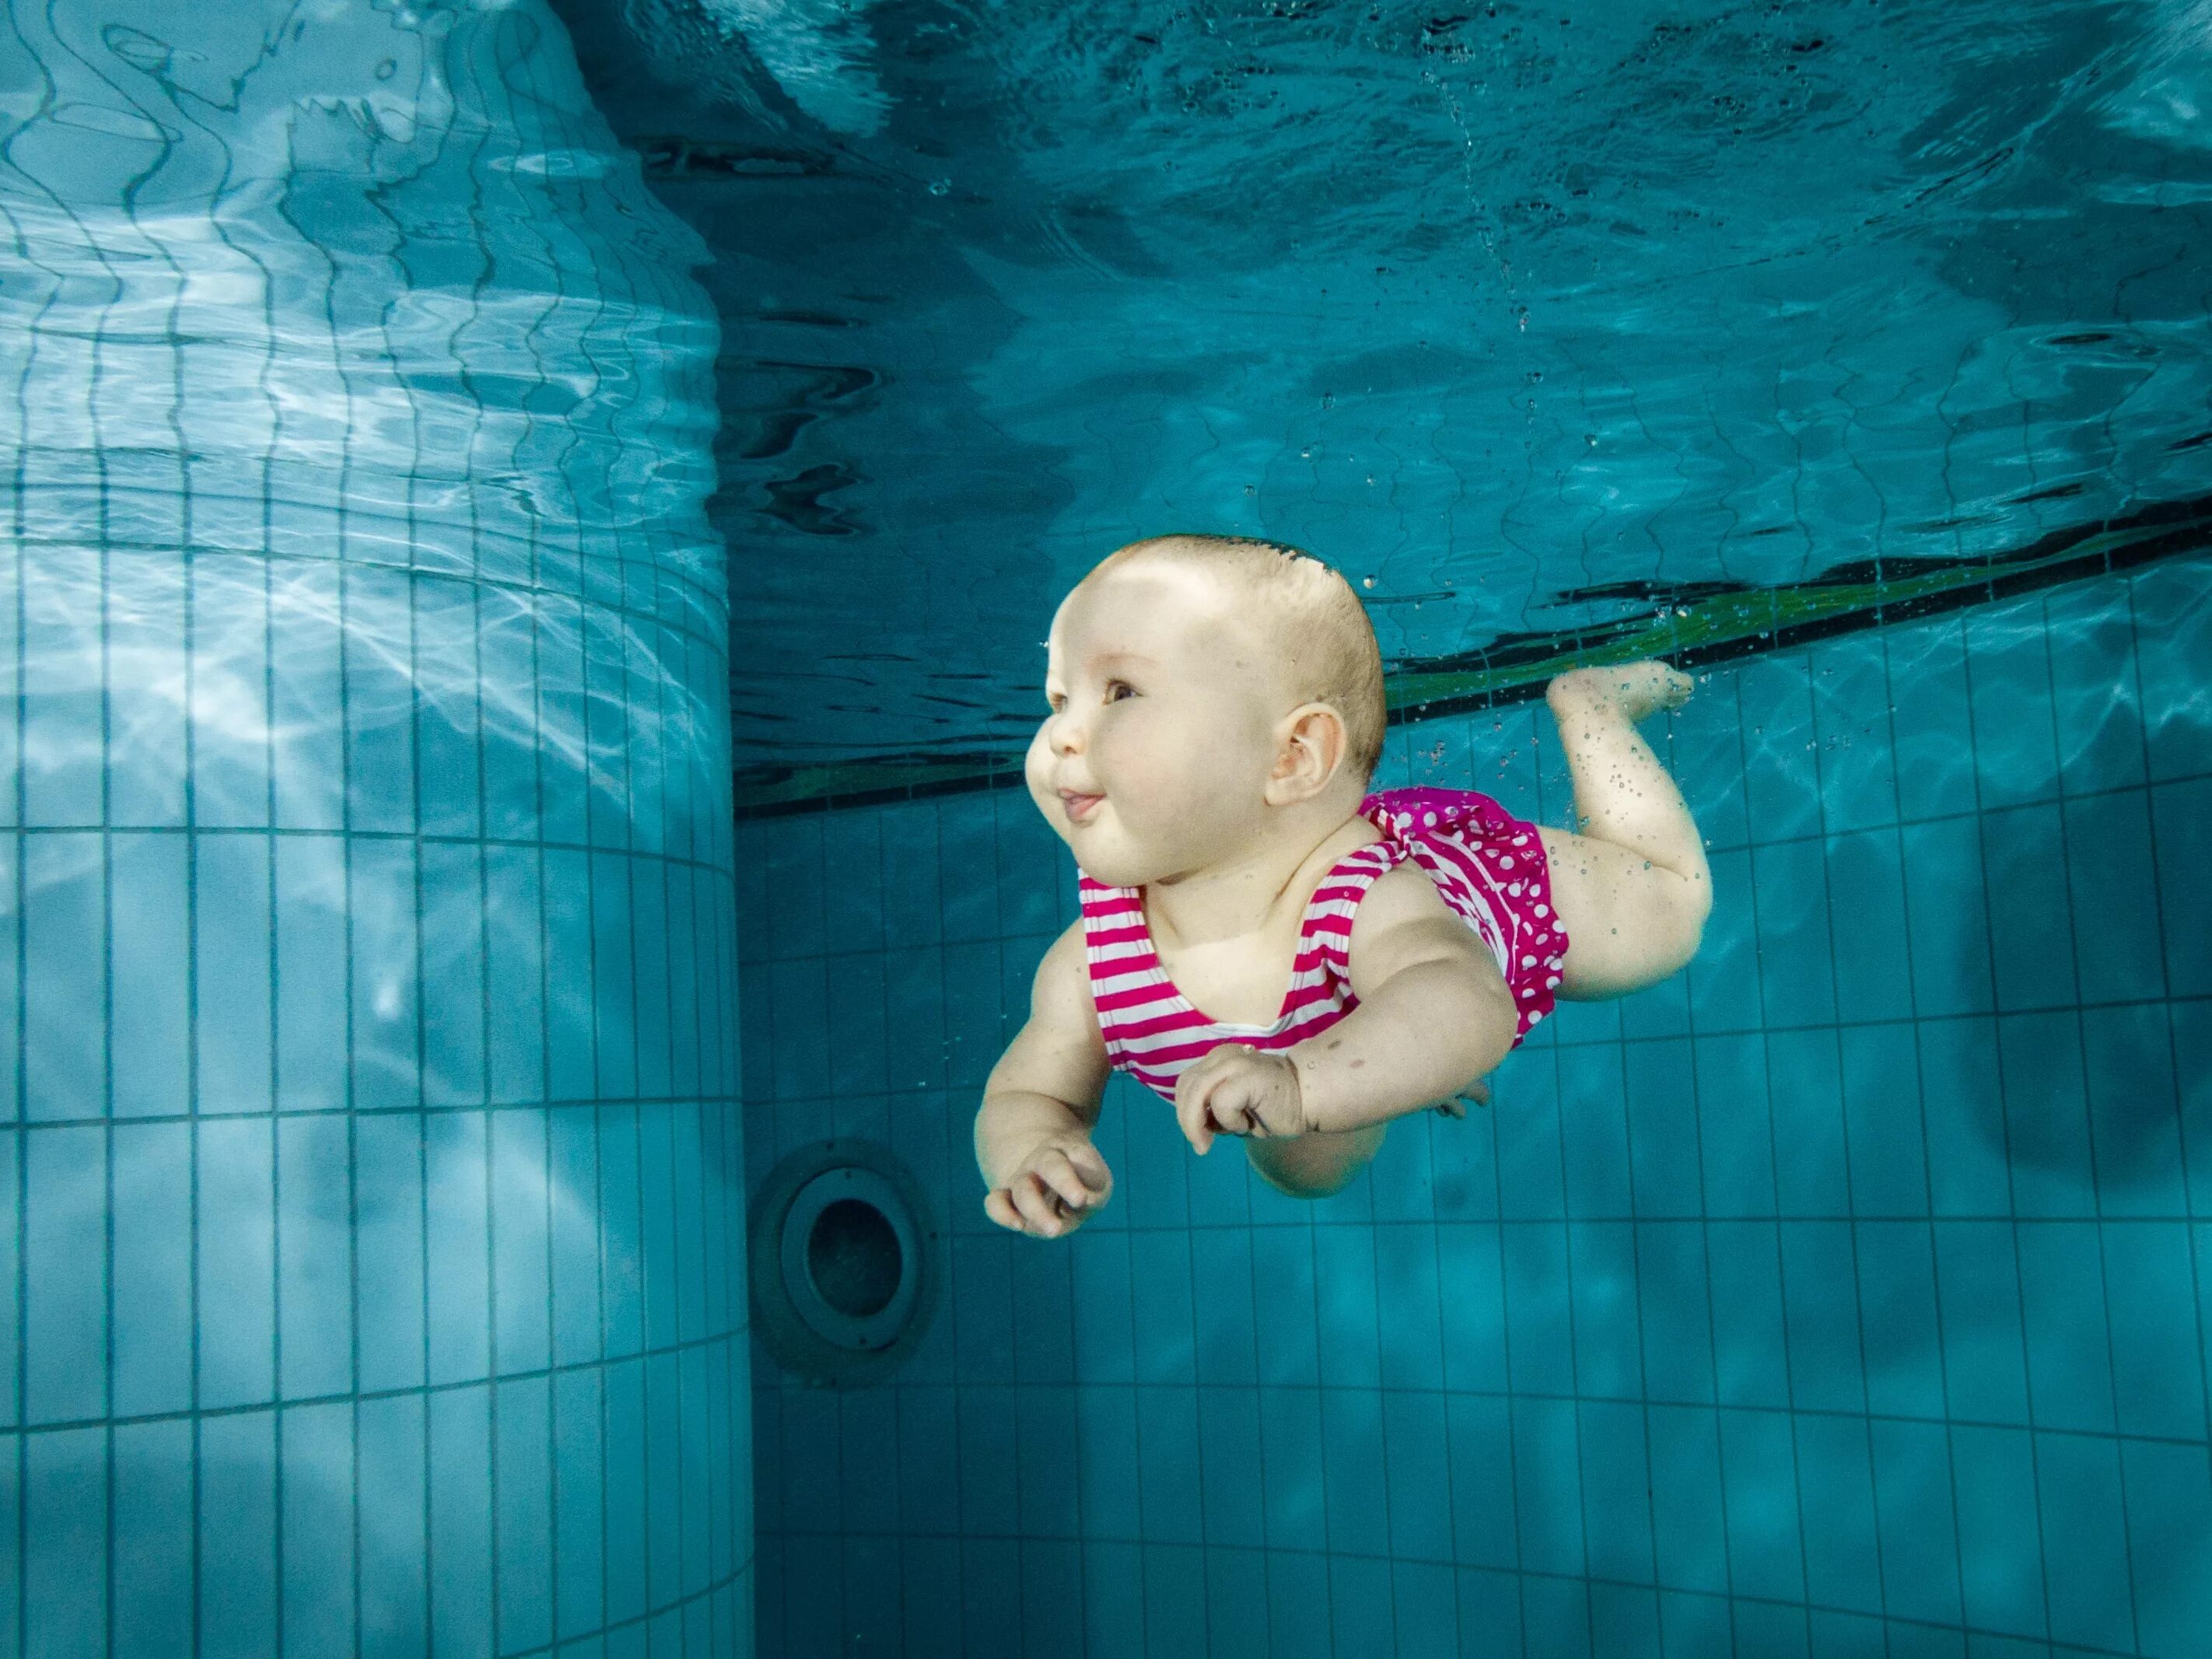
[737, 558, 2212, 1659]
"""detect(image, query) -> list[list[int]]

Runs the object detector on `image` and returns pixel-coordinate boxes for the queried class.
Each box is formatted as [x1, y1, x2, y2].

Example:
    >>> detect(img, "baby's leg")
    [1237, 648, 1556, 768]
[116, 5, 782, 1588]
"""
[1538, 661, 1712, 999]
[1246, 1122, 1387, 1199]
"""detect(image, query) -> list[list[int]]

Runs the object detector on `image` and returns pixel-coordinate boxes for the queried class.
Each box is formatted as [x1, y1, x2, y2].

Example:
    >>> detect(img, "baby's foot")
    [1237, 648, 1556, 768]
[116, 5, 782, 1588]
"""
[1546, 660, 1693, 723]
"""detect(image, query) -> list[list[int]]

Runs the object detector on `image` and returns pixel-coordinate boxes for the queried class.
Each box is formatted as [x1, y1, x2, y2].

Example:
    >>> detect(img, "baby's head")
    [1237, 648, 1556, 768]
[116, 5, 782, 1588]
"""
[1027, 533, 1385, 887]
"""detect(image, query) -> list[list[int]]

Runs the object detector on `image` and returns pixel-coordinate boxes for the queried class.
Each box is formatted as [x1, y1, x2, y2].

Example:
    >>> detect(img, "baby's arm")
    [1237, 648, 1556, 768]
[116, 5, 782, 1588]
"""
[1173, 863, 1518, 1153]
[975, 922, 1115, 1239]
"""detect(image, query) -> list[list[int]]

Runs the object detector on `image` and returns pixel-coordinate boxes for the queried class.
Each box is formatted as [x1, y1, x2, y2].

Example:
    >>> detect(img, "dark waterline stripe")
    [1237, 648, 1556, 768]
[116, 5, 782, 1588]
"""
[733, 492, 2212, 818]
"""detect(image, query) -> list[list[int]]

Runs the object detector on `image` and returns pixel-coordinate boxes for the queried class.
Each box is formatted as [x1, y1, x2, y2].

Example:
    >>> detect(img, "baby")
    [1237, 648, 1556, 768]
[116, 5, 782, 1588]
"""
[975, 534, 1712, 1236]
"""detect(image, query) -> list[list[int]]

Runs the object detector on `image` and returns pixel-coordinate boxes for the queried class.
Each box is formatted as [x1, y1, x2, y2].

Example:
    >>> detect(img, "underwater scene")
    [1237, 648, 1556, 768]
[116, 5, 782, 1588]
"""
[0, 0, 2207, 1657]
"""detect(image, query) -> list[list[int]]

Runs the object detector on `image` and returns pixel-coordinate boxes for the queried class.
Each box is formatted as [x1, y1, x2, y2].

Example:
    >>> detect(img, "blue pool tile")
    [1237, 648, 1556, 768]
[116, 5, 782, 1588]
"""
[1197, 1389, 1265, 1549]
[1435, 1223, 1510, 1395]
[1658, 1591, 1733, 1659]
[1965, 606, 2061, 810]
[2034, 1432, 2135, 1654]
[1827, 829, 1915, 1024]
[1811, 636, 1902, 835]
[936, 797, 1003, 947]
[1510, 1395, 1587, 1579]
[109, 833, 191, 1117]
[1899, 817, 1997, 1018]
[898, 1386, 962, 1537]
[1590, 1584, 1663, 1659]
[201, 1410, 279, 1657]
[1694, 1033, 1776, 1218]
[1265, 1547, 1333, 1659]
[1808, 1610, 1887, 1659]
[1069, 1383, 1147, 1545]
[1794, 1414, 1883, 1616]
[110, 1122, 191, 1418]
[1189, 1229, 1258, 1385]
[1752, 838, 1839, 1027]
[1687, 850, 1764, 1032]
[1501, 1223, 1577, 1397]
[1625, 1043, 1702, 1213]
[1496, 1056, 1568, 1220]
[1888, 621, 1980, 823]
[112, 1420, 192, 1658]
[1391, 1560, 1458, 1655]
[2150, 778, 2212, 996]
[1320, 1386, 1391, 1561]
[1137, 1388, 1206, 1546]
[952, 1232, 1016, 1379]
[1248, 1227, 1320, 1388]
[820, 809, 887, 957]
[1853, 1221, 1946, 1420]
[1258, 1388, 1328, 1555]
[2061, 788, 2164, 1004]
[957, 1384, 1020, 1536]
[1314, 1225, 1383, 1391]
[1646, 1404, 1728, 1595]
[1635, 1222, 1716, 1405]
[1779, 1220, 1867, 1413]
[1867, 1418, 1963, 1628]
[1768, 1027, 1850, 1217]
[2014, 1222, 2116, 1433]
[1717, 1407, 1806, 1604]
[1982, 807, 2078, 1011]
[2119, 1438, 2212, 1659]
[2133, 559, 2212, 784]
[1557, 1044, 1631, 1217]
[1374, 1223, 1445, 1391]
[761, 814, 827, 961]
[1444, 1395, 1518, 1572]
[1381, 1391, 1452, 1562]
[1567, 1221, 1643, 1400]
[1577, 1398, 1655, 1586]
[1997, 1013, 2095, 1217]
[2044, 582, 2147, 797]
[1738, 656, 1825, 845]
[1672, 672, 1752, 852]
[2100, 1221, 2205, 1442]
[1519, 1573, 1594, 1659]
[1455, 1566, 1524, 1657]
[1934, 1221, 2032, 1425]
[840, 1386, 902, 1536]
[1951, 1425, 2049, 1639]
[826, 951, 889, 1097]
[1619, 970, 1691, 1041]
[1918, 1018, 2013, 1217]
[1707, 1220, 1791, 1409]
[905, 1536, 965, 1659]
[2080, 1004, 2186, 1215]
[958, 1538, 1022, 1658]
[877, 802, 947, 951]
[993, 795, 1065, 940]
[1839, 1024, 1930, 1216]
[1205, 1549, 1270, 1659]
[1145, 1542, 1210, 1659]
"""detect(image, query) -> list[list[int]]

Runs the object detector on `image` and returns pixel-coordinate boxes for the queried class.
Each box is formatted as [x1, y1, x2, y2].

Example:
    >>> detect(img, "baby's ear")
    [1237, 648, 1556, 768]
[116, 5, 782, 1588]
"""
[1265, 702, 1349, 804]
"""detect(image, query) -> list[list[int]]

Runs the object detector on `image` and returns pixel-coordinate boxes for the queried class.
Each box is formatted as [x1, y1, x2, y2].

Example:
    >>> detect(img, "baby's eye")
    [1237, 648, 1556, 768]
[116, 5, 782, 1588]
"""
[1045, 691, 1066, 712]
[1104, 679, 1136, 702]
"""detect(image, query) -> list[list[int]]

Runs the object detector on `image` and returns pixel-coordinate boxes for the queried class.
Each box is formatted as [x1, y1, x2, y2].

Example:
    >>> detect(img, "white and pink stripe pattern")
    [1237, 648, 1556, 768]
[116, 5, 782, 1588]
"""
[1080, 787, 1570, 1105]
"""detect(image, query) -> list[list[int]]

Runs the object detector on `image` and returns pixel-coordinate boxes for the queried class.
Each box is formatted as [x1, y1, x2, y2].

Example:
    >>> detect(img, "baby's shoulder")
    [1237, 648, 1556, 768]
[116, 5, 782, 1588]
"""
[1346, 856, 1454, 936]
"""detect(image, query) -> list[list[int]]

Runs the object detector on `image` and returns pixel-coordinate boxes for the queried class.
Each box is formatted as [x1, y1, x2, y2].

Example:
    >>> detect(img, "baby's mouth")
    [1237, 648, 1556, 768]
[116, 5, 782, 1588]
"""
[1058, 789, 1103, 824]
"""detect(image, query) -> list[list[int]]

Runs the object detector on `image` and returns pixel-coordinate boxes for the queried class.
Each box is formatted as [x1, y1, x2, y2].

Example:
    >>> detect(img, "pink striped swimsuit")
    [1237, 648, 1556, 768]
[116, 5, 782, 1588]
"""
[1080, 786, 1571, 1104]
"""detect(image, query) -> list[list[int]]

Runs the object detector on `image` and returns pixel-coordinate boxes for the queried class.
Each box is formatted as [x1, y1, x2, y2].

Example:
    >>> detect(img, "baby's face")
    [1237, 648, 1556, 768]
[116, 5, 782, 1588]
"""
[1026, 562, 1284, 887]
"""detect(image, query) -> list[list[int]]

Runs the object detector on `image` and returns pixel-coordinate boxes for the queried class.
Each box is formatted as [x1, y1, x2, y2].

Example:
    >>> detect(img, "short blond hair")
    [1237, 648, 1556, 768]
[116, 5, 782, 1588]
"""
[1096, 534, 1387, 782]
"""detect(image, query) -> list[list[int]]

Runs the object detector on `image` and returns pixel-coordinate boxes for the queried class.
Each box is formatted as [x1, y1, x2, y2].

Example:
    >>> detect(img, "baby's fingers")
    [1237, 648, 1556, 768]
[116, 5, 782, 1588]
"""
[1034, 1147, 1101, 1213]
[983, 1188, 1026, 1234]
[1010, 1173, 1074, 1237]
[1174, 1064, 1220, 1155]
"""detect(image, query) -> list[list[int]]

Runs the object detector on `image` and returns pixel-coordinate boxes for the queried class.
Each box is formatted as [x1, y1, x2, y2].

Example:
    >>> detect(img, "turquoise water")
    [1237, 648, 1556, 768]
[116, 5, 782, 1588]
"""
[0, 4, 747, 1656]
[739, 565, 2212, 1659]
[625, 0, 2212, 1654]
[0, 1, 2207, 1657]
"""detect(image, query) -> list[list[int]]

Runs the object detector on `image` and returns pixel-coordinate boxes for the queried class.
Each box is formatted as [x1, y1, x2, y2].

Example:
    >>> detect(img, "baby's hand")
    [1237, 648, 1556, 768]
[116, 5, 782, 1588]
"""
[1174, 1045, 1307, 1153]
[983, 1136, 1113, 1239]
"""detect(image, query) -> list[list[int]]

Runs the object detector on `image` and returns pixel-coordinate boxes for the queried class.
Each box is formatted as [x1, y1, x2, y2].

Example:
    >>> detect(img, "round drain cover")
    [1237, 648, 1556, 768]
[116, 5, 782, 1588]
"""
[750, 1140, 938, 1385]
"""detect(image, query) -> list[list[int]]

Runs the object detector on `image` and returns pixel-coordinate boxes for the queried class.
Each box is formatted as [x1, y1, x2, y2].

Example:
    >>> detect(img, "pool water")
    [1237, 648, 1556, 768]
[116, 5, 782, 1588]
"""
[0, 1, 2206, 1657]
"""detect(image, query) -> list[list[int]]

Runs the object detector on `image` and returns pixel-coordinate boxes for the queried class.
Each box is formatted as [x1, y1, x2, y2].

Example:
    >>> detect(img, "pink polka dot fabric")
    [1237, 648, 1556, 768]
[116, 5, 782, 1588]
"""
[1360, 786, 1571, 1044]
